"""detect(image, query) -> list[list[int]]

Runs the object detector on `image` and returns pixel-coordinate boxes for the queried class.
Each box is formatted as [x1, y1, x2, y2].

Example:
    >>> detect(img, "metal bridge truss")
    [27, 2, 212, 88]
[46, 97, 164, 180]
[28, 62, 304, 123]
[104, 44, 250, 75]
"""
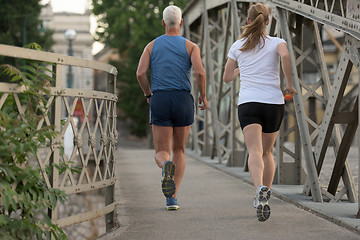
[183, 0, 360, 216]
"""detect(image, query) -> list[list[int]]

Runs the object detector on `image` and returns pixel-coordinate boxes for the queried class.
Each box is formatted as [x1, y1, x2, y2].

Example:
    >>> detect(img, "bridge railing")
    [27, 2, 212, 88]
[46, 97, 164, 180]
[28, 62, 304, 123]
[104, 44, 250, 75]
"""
[183, 0, 360, 216]
[0, 44, 118, 234]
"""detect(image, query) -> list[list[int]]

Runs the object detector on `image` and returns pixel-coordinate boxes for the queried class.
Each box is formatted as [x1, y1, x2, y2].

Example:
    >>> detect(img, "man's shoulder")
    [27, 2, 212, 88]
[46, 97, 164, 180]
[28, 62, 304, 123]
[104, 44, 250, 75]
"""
[185, 39, 200, 55]
[185, 39, 199, 48]
[145, 39, 156, 54]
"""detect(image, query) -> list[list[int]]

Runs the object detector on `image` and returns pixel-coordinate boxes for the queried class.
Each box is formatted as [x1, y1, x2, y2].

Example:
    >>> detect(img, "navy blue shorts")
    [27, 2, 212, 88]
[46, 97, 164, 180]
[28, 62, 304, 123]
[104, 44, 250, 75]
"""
[237, 102, 284, 133]
[150, 90, 194, 127]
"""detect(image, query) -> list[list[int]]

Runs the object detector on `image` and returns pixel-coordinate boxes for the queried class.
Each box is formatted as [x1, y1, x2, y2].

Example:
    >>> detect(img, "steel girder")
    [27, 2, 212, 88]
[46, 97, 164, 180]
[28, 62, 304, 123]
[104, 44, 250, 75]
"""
[183, 0, 360, 214]
[184, 0, 250, 165]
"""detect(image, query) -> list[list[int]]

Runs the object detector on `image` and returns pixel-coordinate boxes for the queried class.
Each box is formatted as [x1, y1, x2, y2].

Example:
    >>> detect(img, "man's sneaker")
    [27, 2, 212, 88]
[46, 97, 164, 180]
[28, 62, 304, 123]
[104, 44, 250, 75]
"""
[161, 161, 176, 198]
[253, 185, 271, 222]
[166, 197, 179, 211]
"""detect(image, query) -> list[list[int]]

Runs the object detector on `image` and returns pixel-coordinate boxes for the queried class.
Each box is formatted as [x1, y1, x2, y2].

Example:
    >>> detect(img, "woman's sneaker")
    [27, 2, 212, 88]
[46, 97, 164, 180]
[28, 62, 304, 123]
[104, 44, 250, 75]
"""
[166, 197, 179, 211]
[161, 161, 176, 198]
[253, 185, 271, 222]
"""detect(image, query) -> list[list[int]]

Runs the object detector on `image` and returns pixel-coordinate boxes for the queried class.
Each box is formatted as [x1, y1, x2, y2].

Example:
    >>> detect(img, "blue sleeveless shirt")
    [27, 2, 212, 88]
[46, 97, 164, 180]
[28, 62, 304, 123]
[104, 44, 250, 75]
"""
[150, 35, 192, 92]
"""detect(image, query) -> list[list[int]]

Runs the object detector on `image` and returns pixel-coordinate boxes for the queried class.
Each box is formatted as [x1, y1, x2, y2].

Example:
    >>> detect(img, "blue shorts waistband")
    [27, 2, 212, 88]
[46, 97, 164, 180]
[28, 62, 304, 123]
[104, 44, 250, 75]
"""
[152, 89, 191, 94]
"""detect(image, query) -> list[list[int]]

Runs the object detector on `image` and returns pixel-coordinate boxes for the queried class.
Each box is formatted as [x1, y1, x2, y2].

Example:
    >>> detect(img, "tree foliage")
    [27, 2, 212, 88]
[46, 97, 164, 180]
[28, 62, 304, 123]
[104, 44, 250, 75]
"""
[0, 43, 68, 240]
[92, 0, 190, 136]
[0, 0, 54, 67]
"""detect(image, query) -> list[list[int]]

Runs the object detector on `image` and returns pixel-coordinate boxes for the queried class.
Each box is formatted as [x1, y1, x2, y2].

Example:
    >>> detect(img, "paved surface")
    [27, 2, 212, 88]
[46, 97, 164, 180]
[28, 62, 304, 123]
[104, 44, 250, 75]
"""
[98, 147, 360, 240]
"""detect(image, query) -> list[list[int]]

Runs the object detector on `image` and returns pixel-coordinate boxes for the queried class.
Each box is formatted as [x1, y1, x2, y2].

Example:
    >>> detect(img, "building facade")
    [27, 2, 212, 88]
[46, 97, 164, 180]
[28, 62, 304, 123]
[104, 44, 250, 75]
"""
[41, 4, 94, 90]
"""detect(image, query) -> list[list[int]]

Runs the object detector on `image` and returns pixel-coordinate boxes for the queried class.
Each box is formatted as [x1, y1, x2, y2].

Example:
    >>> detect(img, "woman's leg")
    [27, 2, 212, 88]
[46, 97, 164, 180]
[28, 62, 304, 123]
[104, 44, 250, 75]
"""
[152, 125, 173, 168]
[172, 126, 190, 198]
[244, 125, 274, 222]
[242, 124, 263, 189]
[262, 131, 279, 188]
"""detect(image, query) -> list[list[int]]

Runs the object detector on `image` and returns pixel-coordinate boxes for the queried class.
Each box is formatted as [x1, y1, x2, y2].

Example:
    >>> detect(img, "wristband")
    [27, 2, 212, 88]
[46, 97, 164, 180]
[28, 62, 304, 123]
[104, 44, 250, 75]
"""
[144, 92, 152, 98]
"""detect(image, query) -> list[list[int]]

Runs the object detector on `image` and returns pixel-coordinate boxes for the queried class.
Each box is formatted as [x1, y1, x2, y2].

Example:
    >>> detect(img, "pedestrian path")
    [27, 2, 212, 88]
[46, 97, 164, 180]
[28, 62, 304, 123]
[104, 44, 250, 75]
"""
[98, 148, 360, 240]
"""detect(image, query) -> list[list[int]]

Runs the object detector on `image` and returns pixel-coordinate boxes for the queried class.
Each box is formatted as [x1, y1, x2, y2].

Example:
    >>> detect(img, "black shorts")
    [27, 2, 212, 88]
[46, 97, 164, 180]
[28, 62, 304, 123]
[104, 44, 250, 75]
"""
[150, 90, 194, 127]
[237, 102, 284, 133]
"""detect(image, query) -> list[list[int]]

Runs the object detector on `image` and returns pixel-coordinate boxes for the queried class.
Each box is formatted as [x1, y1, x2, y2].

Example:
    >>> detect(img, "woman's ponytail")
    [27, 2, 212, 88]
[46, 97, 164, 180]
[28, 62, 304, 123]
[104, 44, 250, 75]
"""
[239, 3, 269, 52]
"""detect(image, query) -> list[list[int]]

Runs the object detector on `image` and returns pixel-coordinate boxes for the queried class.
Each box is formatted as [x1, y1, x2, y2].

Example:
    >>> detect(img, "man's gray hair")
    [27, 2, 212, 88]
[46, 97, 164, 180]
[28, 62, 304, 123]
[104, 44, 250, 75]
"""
[163, 5, 182, 27]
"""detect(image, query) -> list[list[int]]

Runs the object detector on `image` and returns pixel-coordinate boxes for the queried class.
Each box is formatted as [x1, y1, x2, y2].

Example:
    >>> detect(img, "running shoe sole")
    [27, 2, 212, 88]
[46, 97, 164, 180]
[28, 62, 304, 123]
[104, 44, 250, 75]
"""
[255, 186, 271, 222]
[166, 205, 180, 211]
[257, 204, 271, 222]
[162, 161, 176, 198]
[257, 186, 271, 203]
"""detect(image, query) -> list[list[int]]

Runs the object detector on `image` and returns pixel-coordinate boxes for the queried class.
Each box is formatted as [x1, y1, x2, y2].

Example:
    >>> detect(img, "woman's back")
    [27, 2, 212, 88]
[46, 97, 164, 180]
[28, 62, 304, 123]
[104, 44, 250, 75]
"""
[228, 36, 286, 105]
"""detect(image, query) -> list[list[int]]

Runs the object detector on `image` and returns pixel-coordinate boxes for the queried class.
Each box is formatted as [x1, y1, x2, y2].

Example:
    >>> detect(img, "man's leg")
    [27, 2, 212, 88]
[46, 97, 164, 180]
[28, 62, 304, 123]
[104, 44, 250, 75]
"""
[172, 126, 190, 199]
[152, 125, 172, 168]
[152, 125, 178, 199]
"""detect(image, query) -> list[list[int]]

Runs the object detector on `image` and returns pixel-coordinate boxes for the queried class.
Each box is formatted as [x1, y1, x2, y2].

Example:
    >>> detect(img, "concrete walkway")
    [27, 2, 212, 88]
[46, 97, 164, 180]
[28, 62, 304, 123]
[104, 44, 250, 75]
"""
[98, 148, 360, 240]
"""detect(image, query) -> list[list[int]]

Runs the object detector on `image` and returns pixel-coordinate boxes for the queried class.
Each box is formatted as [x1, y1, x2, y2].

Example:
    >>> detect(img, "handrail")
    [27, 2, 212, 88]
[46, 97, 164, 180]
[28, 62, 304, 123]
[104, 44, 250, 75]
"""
[0, 44, 117, 74]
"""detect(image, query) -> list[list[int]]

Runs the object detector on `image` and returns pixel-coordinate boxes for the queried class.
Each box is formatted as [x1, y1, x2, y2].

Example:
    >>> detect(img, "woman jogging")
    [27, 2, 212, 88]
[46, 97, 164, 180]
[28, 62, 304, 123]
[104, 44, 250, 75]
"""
[136, 5, 207, 211]
[223, 3, 296, 221]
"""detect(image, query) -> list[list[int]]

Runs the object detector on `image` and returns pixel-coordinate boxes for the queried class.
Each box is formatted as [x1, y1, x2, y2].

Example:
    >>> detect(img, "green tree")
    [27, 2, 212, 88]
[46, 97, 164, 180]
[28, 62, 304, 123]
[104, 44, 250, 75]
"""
[92, 0, 190, 136]
[0, 0, 54, 67]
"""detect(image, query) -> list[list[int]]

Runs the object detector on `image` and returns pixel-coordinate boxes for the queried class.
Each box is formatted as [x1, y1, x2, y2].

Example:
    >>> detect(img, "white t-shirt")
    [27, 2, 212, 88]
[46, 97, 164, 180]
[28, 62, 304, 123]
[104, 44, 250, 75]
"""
[227, 36, 286, 105]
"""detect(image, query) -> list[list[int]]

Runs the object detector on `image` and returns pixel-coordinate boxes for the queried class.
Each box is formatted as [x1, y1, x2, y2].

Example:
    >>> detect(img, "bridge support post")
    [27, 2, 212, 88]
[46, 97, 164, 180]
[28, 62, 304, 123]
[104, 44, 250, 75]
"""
[277, 8, 323, 202]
